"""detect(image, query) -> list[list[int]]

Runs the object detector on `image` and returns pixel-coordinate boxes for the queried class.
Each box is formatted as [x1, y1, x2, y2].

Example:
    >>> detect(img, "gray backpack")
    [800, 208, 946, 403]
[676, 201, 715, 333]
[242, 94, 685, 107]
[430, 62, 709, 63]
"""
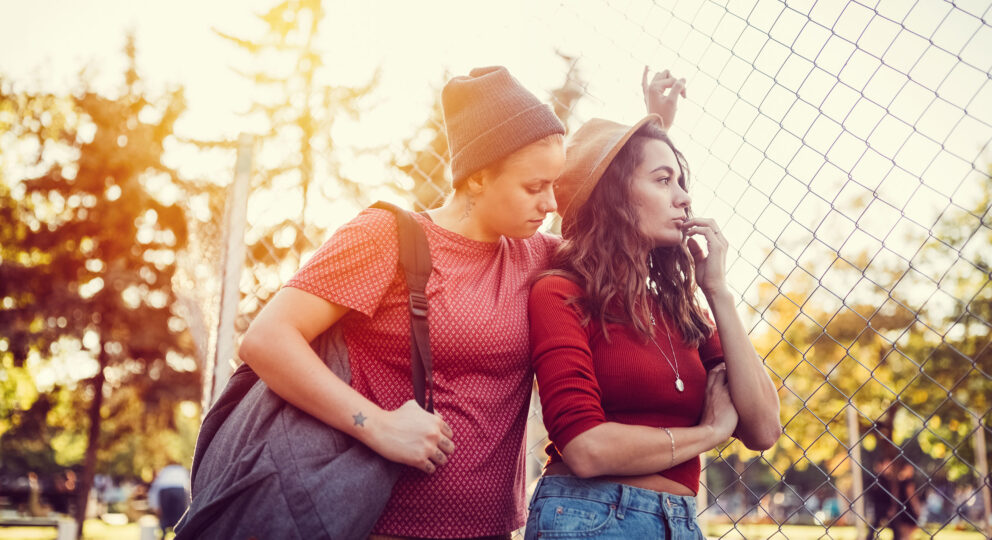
[175, 202, 434, 539]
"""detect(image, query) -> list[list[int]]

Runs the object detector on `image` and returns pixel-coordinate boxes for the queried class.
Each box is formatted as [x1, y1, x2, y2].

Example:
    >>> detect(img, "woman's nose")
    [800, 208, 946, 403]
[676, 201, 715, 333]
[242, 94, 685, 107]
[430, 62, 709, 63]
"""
[540, 187, 557, 214]
[674, 185, 691, 208]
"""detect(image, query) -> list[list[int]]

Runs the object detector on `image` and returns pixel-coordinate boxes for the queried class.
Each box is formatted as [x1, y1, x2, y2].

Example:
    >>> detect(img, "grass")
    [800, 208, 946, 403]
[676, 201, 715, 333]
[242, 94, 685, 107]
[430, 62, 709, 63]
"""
[703, 523, 987, 540]
[0, 519, 173, 540]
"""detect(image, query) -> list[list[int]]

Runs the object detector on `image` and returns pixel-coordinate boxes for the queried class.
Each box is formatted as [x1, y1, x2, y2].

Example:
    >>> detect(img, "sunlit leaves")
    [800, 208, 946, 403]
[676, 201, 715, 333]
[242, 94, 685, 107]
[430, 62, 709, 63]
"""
[734, 170, 992, 489]
[0, 35, 202, 507]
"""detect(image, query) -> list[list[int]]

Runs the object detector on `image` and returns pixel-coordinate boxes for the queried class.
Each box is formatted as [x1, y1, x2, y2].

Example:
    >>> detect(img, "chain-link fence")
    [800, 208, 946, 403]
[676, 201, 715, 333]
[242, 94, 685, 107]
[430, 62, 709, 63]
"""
[210, 1, 992, 538]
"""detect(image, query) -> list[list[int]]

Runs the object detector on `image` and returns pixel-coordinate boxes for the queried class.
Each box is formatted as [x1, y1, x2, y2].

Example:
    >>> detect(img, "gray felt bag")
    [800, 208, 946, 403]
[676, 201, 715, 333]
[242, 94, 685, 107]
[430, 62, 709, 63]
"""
[175, 202, 434, 540]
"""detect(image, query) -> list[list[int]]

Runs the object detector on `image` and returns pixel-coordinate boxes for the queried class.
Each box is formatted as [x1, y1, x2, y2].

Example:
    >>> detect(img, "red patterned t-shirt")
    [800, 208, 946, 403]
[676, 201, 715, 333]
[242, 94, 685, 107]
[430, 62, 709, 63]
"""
[285, 208, 559, 538]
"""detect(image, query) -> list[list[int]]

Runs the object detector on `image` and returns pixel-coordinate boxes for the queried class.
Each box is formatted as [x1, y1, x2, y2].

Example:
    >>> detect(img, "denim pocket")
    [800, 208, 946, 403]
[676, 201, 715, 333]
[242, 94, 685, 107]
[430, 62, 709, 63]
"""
[535, 496, 617, 537]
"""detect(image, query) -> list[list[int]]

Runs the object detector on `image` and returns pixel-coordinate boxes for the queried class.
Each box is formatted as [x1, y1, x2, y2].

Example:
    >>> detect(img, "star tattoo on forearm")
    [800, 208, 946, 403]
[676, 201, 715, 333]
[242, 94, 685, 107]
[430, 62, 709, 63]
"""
[353, 412, 367, 427]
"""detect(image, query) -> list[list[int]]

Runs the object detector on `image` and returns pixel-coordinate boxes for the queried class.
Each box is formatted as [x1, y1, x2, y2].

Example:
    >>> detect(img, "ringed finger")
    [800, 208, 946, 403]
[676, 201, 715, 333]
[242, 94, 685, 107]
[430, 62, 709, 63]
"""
[439, 436, 455, 455]
[430, 449, 448, 467]
[685, 216, 720, 229]
[684, 225, 719, 241]
[439, 420, 454, 439]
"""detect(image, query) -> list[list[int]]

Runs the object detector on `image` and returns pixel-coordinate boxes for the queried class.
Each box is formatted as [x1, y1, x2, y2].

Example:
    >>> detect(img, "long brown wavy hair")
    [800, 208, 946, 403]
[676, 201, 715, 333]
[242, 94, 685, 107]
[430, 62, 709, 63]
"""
[546, 123, 713, 346]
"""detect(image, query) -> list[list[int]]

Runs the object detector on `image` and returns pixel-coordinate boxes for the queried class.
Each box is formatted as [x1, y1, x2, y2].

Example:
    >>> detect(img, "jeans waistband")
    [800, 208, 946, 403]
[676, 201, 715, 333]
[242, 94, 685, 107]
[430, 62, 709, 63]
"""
[532, 475, 698, 520]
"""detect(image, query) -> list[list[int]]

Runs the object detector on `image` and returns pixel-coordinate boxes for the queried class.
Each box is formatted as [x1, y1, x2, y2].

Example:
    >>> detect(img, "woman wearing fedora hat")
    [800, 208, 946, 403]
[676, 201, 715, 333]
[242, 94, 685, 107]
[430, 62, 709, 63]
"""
[525, 112, 781, 537]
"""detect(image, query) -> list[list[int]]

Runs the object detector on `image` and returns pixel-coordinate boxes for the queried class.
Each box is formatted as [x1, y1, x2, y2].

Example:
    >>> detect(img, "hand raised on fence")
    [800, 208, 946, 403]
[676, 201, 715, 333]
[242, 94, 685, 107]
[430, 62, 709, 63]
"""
[642, 66, 687, 129]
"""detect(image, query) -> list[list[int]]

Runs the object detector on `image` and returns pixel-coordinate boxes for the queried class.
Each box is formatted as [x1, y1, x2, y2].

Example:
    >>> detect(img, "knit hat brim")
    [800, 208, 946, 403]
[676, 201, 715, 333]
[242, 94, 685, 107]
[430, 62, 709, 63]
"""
[449, 103, 563, 186]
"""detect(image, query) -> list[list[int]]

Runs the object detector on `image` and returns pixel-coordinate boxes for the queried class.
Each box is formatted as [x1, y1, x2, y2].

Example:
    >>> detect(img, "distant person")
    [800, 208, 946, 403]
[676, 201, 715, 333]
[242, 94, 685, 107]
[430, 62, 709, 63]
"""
[920, 486, 944, 525]
[148, 463, 189, 539]
[51, 470, 76, 514]
[866, 456, 921, 540]
[822, 493, 841, 523]
[26, 472, 45, 517]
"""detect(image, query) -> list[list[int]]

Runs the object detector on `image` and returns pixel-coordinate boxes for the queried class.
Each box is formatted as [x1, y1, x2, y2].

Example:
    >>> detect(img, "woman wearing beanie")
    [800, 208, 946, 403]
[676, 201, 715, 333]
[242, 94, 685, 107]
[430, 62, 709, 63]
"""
[525, 113, 781, 538]
[239, 66, 568, 540]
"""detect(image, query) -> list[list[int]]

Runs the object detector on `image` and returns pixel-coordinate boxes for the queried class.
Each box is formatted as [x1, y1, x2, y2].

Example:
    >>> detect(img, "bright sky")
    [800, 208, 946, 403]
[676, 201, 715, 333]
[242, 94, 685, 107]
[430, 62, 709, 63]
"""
[3, 0, 991, 327]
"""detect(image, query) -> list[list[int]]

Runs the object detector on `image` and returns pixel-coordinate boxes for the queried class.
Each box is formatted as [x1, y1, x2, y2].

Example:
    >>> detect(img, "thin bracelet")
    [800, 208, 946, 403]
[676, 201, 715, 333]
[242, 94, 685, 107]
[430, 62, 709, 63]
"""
[661, 427, 675, 466]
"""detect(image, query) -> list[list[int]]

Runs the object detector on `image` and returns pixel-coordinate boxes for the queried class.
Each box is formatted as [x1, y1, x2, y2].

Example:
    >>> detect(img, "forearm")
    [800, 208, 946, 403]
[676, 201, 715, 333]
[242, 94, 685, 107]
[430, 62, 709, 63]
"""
[561, 422, 724, 478]
[239, 321, 385, 445]
[704, 286, 782, 449]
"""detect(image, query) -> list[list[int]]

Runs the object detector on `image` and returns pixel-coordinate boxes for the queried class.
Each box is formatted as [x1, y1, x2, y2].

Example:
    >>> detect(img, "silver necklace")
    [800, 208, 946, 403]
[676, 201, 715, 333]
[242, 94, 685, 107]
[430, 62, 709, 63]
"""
[650, 313, 684, 392]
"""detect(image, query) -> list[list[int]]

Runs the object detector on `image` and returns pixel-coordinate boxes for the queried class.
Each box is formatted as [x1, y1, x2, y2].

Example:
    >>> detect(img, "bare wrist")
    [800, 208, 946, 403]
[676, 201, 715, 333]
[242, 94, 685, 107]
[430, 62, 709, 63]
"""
[703, 423, 716, 446]
[703, 285, 734, 304]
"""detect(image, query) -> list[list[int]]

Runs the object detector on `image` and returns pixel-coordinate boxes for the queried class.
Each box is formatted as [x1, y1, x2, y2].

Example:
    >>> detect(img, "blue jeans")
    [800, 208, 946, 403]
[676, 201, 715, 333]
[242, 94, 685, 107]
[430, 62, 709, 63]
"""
[524, 476, 704, 539]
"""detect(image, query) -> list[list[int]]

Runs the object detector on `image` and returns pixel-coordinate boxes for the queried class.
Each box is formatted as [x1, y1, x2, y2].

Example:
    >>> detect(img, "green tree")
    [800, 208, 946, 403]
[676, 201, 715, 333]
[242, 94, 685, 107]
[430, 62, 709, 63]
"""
[906, 168, 992, 483]
[728, 169, 992, 515]
[0, 36, 199, 536]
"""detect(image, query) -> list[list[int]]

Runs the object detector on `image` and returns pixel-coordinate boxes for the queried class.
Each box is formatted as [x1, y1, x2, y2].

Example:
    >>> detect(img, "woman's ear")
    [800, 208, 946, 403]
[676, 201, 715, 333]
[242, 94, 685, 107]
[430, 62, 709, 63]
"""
[463, 169, 489, 196]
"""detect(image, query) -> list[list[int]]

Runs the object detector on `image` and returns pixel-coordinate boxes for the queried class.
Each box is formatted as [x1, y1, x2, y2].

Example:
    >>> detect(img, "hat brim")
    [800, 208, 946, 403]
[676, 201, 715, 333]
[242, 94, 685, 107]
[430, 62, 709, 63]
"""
[560, 114, 667, 235]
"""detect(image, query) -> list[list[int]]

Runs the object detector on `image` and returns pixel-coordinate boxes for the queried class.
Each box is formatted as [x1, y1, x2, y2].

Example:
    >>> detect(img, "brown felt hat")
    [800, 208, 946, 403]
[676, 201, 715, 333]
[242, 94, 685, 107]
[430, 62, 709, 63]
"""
[555, 114, 667, 238]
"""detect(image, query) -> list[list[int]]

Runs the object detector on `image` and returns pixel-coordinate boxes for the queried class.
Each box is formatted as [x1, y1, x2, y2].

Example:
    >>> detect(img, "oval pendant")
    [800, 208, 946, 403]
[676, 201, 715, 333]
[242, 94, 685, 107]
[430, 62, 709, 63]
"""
[675, 378, 685, 392]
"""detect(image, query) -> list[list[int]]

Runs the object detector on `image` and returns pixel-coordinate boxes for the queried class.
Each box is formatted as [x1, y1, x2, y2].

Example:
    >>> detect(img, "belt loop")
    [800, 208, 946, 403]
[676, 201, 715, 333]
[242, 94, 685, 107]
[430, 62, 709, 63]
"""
[683, 496, 696, 531]
[665, 493, 684, 537]
[616, 484, 632, 520]
[528, 477, 545, 513]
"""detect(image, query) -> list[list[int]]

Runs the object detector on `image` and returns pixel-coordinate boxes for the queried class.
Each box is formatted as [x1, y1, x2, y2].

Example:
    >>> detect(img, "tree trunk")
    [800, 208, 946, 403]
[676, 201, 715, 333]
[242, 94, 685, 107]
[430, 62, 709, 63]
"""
[74, 352, 107, 538]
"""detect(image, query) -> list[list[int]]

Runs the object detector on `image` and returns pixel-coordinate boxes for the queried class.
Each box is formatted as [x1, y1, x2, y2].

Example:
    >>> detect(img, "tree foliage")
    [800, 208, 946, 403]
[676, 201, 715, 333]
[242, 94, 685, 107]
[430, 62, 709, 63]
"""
[726, 167, 992, 496]
[214, 0, 380, 328]
[0, 35, 200, 534]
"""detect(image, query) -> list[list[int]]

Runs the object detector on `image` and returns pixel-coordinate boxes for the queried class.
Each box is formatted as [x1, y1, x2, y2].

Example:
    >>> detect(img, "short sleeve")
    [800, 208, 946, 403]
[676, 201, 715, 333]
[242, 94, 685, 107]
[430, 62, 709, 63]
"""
[529, 275, 607, 452]
[698, 312, 725, 370]
[284, 208, 399, 317]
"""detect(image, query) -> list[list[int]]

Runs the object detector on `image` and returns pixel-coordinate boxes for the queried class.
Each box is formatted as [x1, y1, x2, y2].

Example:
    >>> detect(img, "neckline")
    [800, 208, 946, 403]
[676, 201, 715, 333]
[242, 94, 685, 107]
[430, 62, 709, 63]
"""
[413, 212, 502, 252]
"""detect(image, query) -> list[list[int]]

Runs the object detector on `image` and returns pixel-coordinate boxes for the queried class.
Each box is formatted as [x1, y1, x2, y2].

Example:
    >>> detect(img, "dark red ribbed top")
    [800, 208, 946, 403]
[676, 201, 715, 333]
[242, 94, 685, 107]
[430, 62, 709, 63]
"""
[528, 275, 724, 494]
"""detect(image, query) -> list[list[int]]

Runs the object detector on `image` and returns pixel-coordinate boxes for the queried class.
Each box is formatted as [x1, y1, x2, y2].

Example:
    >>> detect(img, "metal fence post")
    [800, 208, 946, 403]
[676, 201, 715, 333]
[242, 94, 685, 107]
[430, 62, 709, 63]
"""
[972, 414, 991, 538]
[847, 404, 867, 540]
[205, 133, 253, 408]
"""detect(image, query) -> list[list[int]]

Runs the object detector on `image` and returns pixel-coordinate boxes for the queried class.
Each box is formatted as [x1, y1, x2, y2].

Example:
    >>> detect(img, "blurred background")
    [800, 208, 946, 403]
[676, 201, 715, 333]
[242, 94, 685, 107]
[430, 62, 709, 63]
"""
[1, 0, 990, 539]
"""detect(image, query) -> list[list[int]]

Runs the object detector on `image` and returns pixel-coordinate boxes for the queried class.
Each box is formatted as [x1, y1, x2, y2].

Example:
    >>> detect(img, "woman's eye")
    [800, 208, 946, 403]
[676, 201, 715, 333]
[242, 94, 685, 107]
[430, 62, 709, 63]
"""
[656, 177, 671, 184]
[527, 186, 542, 194]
